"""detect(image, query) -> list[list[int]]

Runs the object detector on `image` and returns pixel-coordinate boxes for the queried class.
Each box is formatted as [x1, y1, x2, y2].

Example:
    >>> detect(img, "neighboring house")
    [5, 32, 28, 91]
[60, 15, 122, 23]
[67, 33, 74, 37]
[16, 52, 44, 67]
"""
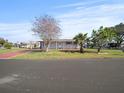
[26, 41, 40, 49]
[0, 44, 3, 49]
[19, 42, 28, 48]
[38, 39, 78, 49]
[0, 44, 5, 49]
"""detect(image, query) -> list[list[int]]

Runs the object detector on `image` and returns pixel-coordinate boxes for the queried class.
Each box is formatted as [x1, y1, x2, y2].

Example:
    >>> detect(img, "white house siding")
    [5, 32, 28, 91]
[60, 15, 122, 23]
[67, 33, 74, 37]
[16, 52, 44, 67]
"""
[39, 39, 78, 49]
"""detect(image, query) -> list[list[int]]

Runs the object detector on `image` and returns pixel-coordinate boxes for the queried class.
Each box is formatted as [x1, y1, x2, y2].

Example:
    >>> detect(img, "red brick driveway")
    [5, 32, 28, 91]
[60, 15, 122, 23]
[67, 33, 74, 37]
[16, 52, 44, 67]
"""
[0, 50, 29, 59]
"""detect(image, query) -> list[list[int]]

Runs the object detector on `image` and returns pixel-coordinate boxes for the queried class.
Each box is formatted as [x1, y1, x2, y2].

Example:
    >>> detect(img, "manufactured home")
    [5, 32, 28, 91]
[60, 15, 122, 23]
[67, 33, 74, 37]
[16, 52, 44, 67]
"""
[38, 39, 78, 49]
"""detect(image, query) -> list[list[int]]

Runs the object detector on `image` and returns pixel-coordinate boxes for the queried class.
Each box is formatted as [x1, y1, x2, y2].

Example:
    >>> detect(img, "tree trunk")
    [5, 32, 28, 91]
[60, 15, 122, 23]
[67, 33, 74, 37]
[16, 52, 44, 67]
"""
[118, 41, 123, 48]
[80, 43, 84, 53]
[46, 45, 49, 52]
[97, 46, 101, 53]
[45, 41, 51, 52]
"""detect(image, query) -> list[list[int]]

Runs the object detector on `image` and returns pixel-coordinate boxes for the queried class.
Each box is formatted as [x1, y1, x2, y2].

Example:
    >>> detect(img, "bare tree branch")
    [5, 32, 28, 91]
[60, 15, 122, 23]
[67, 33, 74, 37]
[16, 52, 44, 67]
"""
[32, 15, 61, 52]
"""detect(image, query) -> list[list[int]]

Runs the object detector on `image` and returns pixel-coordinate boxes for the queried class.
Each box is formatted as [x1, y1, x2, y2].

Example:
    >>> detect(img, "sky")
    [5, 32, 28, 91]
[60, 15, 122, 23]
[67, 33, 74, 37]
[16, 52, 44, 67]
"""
[0, 0, 124, 43]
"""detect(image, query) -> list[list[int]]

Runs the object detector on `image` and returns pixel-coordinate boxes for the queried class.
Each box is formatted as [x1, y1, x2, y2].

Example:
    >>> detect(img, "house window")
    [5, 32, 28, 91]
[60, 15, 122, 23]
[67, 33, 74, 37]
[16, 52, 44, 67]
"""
[66, 42, 71, 44]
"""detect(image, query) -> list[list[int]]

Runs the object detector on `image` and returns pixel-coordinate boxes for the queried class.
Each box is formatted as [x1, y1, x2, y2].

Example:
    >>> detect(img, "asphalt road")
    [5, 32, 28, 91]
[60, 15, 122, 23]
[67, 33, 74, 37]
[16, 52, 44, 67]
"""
[0, 58, 124, 93]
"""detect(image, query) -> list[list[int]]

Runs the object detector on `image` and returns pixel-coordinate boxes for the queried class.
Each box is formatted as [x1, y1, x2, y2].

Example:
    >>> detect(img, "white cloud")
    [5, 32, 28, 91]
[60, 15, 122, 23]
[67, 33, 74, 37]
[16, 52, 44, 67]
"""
[57, 3, 124, 38]
[1, 1, 124, 42]
[0, 23, 40, 42]
[55, 0, 104, 8]
[58, 4, 124, 18]
[0, 23, 30, 31]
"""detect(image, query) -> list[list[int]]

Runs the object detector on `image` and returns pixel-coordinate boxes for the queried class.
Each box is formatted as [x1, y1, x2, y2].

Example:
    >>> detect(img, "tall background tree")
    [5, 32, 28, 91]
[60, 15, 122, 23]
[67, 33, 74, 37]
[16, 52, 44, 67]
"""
[0, 38, 6, 46]
[91, 26, 116, 53]
[0, 37, 12, 49]
[114, 23, 124, 47]
[91, 29, 98, 48]
[32, 15, 61, 52]
[73, 33, 87, 53]
[103, 27, 116, 43]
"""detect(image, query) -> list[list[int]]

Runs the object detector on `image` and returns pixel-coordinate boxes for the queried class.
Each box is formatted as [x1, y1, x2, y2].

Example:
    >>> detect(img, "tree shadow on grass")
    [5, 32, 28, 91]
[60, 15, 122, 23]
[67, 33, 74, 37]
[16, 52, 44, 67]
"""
[29, 49, 98, 54]
[59, 49, 97, 53]
[30, 49, 46, 52]
[84, 50, 97, 53]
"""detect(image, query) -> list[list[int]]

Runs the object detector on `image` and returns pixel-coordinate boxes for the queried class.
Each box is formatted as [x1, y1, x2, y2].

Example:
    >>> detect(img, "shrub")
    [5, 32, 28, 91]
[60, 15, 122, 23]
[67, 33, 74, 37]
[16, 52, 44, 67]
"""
[122, 47, 124, 52]
[4, 42, 12, 49]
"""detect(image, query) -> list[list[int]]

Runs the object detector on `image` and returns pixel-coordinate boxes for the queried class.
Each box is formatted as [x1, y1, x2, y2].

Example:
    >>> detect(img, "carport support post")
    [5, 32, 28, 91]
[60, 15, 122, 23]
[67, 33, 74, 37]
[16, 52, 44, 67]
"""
[72, 41, 73, 48]
[56, 41, 58, 50]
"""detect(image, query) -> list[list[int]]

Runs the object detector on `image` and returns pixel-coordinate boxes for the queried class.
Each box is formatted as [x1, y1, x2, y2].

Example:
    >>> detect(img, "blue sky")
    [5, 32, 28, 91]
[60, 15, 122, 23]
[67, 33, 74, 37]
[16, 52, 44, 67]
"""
[0, 0, 124, 42]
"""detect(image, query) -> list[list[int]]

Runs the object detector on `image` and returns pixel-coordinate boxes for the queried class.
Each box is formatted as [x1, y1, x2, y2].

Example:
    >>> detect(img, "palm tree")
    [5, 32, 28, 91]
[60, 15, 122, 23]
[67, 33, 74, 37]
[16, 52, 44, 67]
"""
[86, 37, 91, 48]
[73, 33, 87, 53]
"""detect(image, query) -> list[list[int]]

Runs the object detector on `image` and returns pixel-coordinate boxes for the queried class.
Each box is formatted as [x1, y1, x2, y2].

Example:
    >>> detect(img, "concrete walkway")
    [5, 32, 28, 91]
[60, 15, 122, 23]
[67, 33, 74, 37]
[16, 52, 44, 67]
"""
[0, 50, 29, 59]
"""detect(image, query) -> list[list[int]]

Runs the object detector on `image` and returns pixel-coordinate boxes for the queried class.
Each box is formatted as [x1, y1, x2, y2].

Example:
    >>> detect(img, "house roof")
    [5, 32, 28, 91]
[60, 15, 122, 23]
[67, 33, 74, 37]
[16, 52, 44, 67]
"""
[38, 39, 74, 42]
[52, 39, 74, 42]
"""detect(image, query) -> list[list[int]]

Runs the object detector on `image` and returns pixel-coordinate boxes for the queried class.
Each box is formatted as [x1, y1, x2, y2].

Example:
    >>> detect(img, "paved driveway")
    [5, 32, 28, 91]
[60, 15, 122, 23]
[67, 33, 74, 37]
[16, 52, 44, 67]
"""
[0, 58, 124, 93]
[0, 50, 30, 59]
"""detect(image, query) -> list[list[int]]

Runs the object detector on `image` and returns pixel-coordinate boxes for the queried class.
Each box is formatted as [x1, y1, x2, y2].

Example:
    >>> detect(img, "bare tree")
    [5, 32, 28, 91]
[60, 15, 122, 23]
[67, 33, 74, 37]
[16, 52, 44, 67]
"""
[32, 15, 61, 52]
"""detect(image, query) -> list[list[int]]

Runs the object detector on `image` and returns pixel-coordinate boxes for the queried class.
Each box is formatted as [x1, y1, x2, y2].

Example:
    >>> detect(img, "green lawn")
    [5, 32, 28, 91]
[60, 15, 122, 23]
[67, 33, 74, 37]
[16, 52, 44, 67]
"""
[14, 49, 124, 60]
[0, 48, 25, 54]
